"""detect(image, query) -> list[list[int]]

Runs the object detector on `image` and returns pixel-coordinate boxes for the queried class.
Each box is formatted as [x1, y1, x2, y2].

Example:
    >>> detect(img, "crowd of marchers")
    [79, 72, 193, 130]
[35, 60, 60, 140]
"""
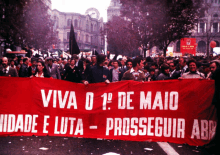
[0, 54, 220, 83]
[1, 53, 220, 151]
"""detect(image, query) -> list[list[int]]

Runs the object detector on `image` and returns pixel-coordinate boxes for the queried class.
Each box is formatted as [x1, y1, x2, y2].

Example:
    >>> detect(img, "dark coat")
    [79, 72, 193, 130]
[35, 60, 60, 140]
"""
[75, 59, 84, 72]
[157, 73, 170, 80]
[0, 66, 18, 77]
[87, 65, 110, 83]
[19, 64, 29, 77]
[28, 66, 37, 77]
[64, 66, 82, 83]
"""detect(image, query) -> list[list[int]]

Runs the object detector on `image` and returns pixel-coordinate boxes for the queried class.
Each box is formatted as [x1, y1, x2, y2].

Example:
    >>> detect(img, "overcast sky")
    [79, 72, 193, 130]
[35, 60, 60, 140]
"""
[51, 0, 111, 22]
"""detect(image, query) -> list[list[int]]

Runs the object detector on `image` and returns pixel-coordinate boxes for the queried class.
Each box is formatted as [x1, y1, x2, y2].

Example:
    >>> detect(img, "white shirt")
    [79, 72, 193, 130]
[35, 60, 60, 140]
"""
[35, 72, 44, 78]
[3, 66, 10, 74]
[130, 68, 143, 80]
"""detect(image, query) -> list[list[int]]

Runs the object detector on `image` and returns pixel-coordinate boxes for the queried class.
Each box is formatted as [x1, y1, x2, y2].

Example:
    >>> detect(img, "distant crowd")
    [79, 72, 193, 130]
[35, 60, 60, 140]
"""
[0, 54, 220, 84]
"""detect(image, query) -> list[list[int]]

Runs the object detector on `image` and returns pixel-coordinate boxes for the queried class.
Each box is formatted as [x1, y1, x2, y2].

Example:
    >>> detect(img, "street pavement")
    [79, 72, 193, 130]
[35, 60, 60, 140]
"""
[0, 136, 216, 155]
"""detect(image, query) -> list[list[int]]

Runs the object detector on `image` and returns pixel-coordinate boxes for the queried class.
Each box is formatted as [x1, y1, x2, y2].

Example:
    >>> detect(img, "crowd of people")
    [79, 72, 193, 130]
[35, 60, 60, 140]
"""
[0, 53, 219, 83]
[0, 53, 220, 151]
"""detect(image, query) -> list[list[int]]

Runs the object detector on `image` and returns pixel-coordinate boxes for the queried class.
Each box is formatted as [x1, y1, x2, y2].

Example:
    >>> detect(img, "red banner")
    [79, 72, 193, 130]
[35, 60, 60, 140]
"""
[180, 38, 197, 56]
[0, 77, 217, 146]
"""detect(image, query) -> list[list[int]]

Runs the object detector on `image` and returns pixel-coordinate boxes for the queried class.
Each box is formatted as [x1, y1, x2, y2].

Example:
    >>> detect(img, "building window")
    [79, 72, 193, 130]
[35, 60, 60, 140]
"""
[67, 19, 72, 26]
[94, 24, 97, 32]
[199, 23, 205, 33]
[86, 35, 89, 43]
[67, 32, 70, 40]
[86, 21, 89, 31]
[213, 23, 218, 33]
[79, 20, 81, 28]
[91, 24, 93, 32]
[95, 35, 98, 45]
[213, 14, 218, 17]
[74, 19, 78, 28]
[91, 36, 93, 44]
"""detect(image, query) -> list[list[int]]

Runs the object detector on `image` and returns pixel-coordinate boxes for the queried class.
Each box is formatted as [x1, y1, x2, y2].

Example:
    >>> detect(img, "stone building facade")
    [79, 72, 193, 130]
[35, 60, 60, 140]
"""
[107, 0, 220, 55]
[172, 0, 220, 54]
[51, 8, 105, 52]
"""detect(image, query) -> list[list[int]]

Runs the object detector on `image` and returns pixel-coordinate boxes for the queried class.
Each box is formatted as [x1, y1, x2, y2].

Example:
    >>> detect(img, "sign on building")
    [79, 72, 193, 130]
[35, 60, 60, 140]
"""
[180, 38, 197, 56]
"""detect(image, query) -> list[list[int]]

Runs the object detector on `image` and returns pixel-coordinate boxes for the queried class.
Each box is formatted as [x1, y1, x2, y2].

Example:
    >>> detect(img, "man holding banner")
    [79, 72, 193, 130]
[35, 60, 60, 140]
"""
[84, 54, 110, 84]
[121, 57, 145, 82]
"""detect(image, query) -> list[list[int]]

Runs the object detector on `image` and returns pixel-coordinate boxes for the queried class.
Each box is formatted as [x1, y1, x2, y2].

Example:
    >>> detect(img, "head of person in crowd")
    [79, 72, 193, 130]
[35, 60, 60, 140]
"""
[53, 59, 58, 64]
[132, 57, 144, 70]
[19, 59, 23, 65]
[210, 61, 219, 74]
[37, 61, 45, 73]
[112, 60, 119, 69]
[104, 59, 109, 68]
[70, 58, 75, 67]
[126, 59, 133, 70]
[150, 62, 158, 69]
[46, 57, 53, 66]
[97, 54, 107, 67]
[20, 56, 24, 60]
[36, 61, 50, 78]
[63, 59, 67, 66]
[149, 67, 155, 76]
[23, 58, 29, 66]
[68, 58, 71, 64]
[179, 57, 187, 68]
[120, 58, 126, 67]
[169, 62, 176, 72]
[159, 57, 165, 65]
[86, 56, 91, 62]
[146, 56, 153, 63]
[58, 58, 62, 64]
[2, 57, 8, 68]
[108, 60, 113, 67]
[144, 61, 149, 67]
[38, 58, 43, 62]
[143, 66, 149, 74]
[160, 63, 170, 76]
[72, 54, 79, 61]
[202, 61, 210, 75]
[14, 56, 18, 61]
[187, 59, 197, 73]
[31, 58, 37, 67]
[83, 58, 90, 66]
[10, 59, 15, 67]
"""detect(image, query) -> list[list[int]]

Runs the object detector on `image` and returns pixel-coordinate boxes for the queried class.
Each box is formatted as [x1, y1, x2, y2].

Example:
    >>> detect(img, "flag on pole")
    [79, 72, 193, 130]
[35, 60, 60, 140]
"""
[69, 23, 80, 55]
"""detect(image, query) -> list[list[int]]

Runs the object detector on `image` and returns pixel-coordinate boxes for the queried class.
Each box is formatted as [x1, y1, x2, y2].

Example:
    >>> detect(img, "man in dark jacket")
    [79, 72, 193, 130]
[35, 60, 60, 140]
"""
[19, 58, 29, 77]
[28, 57, 37, 77]
[84, 54, 110, 84]
[63, 59, 82, 83]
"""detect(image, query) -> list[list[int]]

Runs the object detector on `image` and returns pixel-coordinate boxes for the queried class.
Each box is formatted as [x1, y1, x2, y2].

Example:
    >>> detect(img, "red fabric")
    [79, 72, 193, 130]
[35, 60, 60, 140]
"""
[0, 77, 217, 146]
[180, 38, 197, 55]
